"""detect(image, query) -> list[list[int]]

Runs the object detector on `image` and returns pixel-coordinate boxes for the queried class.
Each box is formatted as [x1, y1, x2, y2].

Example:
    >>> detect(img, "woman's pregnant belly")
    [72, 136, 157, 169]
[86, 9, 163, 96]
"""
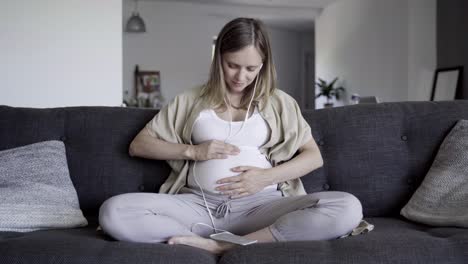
[187, 146, 274, 194]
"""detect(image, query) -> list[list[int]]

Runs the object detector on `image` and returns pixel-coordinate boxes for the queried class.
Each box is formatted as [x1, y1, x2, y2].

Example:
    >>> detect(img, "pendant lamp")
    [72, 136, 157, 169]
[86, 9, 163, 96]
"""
[125, 0, 146, 33]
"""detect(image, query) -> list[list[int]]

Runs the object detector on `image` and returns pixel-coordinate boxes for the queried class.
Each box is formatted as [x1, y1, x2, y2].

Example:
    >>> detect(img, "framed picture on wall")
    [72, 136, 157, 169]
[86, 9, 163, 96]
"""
[134, 65, 165, 109]
[431, 66, 463, 101]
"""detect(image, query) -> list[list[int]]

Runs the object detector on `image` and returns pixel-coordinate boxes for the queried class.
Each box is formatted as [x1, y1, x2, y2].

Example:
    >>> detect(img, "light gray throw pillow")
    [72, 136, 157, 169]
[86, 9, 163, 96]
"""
[0, 140, 88, 232]
[401, 120, 468, 228]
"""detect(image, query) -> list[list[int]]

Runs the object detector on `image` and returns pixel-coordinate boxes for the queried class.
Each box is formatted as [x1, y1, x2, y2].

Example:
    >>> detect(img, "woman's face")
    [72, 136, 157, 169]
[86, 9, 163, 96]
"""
[221, 45, 263, 95]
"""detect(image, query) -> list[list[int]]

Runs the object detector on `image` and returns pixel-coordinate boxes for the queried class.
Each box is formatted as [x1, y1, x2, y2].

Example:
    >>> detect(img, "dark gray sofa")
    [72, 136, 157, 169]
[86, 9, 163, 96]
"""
[1, 101, 467, 264]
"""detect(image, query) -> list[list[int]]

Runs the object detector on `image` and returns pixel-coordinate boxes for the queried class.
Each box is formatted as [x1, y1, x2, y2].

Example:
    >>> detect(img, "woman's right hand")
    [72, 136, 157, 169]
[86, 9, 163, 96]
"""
[189, 140, 240, 161]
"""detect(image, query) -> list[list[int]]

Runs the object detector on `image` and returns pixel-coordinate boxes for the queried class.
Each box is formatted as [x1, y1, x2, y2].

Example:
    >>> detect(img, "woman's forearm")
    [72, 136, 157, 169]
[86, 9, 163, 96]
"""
[129, 128, 240, 161]
[265, 148, 323, 185]
[129, 129, 193, 160]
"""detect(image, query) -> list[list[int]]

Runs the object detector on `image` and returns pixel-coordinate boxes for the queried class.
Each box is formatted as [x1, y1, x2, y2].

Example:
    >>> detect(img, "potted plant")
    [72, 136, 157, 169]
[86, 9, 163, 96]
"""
[315, 77, 345, 108]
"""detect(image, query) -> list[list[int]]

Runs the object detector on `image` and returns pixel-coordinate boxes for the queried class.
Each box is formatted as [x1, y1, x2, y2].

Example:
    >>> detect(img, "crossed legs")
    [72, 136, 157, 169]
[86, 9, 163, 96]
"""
[99, 191, 362, 254]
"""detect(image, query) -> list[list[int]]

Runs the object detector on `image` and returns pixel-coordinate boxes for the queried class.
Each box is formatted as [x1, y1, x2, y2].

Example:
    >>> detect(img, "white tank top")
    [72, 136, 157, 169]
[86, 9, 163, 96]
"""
[187, 106, 277, 194]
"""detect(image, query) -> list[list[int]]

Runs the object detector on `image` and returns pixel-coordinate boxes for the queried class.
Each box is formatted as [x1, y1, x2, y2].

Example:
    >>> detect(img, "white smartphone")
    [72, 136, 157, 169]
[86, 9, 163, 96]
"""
[210, 231, 258, 246]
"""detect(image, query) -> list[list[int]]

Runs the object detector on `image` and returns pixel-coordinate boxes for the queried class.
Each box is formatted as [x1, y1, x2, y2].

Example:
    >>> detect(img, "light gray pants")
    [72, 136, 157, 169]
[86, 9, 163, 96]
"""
[99, 187, 362, 243]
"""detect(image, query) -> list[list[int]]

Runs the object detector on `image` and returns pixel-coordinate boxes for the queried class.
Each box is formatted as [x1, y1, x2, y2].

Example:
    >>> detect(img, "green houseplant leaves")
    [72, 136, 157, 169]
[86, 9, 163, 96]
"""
[315, 77, 345, 106]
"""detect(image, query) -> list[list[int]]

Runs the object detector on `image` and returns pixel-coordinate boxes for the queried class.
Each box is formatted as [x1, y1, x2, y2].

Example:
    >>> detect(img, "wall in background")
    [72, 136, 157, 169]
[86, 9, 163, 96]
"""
[0, 0, 122, 107]
[315, 0, 436, 108]
[437, 0, 468, 99]
[408, 0, 436, 101]
[268, 28, 301, 105]
[123, 0, 313, 108]
[300, 33, 316, 110]
[123, 1, 222, 106]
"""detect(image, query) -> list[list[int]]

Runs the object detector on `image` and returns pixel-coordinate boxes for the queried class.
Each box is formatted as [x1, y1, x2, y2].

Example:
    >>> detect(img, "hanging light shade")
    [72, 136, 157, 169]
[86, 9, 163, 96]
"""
[125, 12, 146, 33]
[125, 0, 146, 33]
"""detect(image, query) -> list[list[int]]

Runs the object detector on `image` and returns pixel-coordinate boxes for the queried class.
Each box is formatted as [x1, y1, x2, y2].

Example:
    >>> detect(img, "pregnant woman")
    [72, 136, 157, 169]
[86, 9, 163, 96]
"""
[99, 17, 363, 254]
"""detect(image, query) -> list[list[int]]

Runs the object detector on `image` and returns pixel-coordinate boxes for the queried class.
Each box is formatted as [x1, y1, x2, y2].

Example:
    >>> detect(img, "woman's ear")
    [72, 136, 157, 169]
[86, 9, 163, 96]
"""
[257, 63, 263, 75]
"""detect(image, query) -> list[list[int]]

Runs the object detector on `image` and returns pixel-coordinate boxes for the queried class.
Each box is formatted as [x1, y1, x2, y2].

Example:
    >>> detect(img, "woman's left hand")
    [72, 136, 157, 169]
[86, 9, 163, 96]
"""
[215, 166, 273, 199]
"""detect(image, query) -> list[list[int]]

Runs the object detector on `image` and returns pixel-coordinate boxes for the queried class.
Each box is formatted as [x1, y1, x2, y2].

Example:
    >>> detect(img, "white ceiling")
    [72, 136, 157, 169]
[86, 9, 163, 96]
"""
[141, 0, 339, 31]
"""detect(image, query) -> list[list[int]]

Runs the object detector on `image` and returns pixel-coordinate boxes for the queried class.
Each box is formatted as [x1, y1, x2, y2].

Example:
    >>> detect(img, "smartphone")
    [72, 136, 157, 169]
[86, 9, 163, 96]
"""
[210, 231, 258, 246]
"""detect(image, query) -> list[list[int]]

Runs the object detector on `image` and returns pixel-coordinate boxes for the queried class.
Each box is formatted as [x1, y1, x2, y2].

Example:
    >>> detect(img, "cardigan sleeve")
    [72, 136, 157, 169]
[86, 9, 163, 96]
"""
[145, 94, 184, 144]
[291, 98, 313, 150]
[142, 87, 201, 194]
[266, 90, 313, 196]
[268, 90, 313, 166]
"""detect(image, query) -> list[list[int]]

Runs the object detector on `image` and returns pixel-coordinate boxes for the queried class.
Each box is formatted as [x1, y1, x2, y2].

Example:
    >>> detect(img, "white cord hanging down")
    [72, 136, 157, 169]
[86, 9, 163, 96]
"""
[192, 64, 263, 234]
[191, 161, 220, 233]
[223, 71, 260, 143]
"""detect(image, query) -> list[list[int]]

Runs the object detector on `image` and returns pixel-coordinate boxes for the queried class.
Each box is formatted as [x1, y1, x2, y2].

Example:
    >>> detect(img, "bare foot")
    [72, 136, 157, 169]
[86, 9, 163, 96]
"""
[167, 235, 235, 255]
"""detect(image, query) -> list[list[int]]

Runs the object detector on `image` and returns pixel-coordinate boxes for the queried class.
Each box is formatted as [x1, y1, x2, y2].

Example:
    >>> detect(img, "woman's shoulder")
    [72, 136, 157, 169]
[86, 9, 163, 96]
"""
[166, 86, 205, 109]
[269, 89, 298, 107]
[175, 85, 204, 101]
[161, 85, 205, 113]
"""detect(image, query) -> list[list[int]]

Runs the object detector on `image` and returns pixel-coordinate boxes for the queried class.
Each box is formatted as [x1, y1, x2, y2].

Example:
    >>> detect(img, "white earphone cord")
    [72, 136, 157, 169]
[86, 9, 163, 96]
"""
[223, 75, 258, 143]
[191, 65, 262, 234]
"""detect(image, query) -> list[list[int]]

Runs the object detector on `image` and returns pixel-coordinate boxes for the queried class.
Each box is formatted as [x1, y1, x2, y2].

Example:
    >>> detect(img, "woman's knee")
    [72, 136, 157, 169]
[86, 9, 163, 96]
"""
[341, 192, 362, 217]
[98, 194, 134, 240]
[333, 192, 363, 232]
[99, 195, 119, 223]
[310, 191, 362, 216]
[311, 191, 363, 235]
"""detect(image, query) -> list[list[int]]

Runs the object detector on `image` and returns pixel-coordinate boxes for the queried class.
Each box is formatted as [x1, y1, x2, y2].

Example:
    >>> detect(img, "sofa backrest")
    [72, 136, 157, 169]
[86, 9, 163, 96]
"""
[1, 101, 468, 217]
[301, 101, 468, 217]
[0, 106, 168, 217]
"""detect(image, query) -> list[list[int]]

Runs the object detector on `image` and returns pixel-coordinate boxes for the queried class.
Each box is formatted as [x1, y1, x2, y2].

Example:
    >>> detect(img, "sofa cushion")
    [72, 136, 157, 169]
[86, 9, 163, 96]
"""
[0, 140, 87, 232]
[401, 120, 468, 227]
[219, 217, 468, 264]
[0, 221, 217, 264]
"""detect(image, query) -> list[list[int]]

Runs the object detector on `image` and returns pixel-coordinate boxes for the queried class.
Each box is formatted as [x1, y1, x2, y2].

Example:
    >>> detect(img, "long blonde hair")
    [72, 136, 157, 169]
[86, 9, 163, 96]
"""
[200, 17, 277, 111]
